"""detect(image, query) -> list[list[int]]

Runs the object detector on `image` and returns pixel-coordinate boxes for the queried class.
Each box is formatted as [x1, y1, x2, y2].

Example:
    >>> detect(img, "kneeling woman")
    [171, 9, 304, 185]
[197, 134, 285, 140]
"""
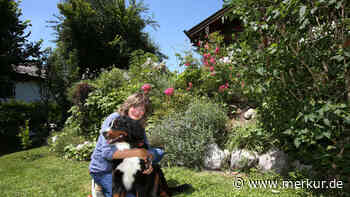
[89, 93, 165, 197]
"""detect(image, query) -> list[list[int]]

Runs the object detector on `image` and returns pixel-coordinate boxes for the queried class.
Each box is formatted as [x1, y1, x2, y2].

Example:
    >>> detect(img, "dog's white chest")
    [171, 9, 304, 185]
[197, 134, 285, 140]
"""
[114, 142, 142, 191]
[117, 157, 141, 191]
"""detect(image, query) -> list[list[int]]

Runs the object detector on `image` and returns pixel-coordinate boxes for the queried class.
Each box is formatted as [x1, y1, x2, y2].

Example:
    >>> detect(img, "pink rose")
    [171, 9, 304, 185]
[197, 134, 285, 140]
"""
[215, 47, 219, 54]
[204, 60, 209, 66]
[210, 57, 215, 64]
[205, 43, 209, 49]
[141, 83, 151, 94]
[219, 85, 226, 92]
[164, 88, 174, 96]
[188, 82, 193, 88]
[197, 41, 201, 47]
[203, 53, 210, 59]
[184, 62, 190, 66]
[210, 66, 214, 72]
[186, 82, 193, 91]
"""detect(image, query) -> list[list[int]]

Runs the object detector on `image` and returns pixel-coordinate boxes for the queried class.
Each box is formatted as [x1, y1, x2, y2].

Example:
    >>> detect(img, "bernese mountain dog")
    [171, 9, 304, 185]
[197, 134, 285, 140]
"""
[104, 116, 171, 197]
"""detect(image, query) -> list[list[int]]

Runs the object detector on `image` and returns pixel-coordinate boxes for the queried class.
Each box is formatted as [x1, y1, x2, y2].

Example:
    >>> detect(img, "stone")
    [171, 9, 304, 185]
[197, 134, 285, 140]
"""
[203, 143, 229, 170]
[230, 149, 258, 170]
[291, 160, 313, 172]
[258, 149, 289, 174]
[243, 108, 256, 120]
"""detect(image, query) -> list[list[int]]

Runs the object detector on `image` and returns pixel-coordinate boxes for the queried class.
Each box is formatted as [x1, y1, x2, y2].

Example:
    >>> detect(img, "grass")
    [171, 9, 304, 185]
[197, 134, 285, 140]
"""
[0, 146, 325, 197]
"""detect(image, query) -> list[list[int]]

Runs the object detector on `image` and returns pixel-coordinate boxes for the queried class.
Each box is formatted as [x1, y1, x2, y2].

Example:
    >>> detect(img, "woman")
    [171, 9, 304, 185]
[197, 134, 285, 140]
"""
[89, 93, 164, 197]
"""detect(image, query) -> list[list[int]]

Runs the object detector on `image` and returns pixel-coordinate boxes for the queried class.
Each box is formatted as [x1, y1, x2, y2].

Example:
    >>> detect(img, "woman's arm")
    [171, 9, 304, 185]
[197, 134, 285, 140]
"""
[112, 148, 151, 160]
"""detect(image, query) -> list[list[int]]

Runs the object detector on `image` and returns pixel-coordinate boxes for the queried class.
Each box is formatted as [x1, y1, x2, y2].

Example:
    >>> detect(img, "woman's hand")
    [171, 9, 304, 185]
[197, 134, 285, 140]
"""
[136, 148, 154, 174]
[142, 163, 153, 174]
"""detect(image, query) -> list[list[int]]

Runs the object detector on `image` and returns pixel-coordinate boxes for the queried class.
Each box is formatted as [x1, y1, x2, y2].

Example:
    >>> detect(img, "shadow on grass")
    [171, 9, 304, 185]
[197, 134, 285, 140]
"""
[167, 179, 195, 196]
[0, 135, 22, 157]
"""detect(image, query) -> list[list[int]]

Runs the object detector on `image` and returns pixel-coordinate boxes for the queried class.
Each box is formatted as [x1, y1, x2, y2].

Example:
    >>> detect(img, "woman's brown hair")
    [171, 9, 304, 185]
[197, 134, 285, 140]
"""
[117, 93, 151, 126]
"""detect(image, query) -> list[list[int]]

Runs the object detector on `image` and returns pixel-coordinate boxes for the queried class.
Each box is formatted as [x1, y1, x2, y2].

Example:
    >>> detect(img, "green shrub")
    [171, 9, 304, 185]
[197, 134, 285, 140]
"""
[48, 127, 85, 156]
[151, 99, 228, 169]
[64, 67, 131, 139]
[225, 121, 276, 154]
[0, 100, 61, 150]
[63, 141, 96, 161]
[90, 68, 126, 95]
[63, 51, 179, 140]
[17, 120, 32, 150]
[222, 0, 350, 188]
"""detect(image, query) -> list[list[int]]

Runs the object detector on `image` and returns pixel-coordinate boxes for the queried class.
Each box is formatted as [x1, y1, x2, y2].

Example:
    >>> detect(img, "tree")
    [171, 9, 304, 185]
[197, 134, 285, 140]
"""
[0, 0, 43, 98]
[51, 0, 165, 76]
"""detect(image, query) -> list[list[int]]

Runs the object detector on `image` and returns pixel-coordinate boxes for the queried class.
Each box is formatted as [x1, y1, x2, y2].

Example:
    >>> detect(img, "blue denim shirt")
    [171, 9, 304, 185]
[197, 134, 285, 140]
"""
[89, 112, 152, 173]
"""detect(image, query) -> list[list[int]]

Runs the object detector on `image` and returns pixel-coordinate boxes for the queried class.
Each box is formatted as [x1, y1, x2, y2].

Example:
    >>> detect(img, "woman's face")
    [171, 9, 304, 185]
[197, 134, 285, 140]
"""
[128, 105, 145, 120]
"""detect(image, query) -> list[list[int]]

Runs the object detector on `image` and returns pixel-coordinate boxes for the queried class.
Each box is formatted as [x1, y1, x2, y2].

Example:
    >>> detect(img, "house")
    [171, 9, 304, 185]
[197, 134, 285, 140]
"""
[0, 65, 45, 102]
[184, 6, 243, 45]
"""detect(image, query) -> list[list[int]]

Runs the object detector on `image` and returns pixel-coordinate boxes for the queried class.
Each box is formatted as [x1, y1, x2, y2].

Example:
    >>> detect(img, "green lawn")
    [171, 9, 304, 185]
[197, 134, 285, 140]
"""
[0, 146, 319, 197]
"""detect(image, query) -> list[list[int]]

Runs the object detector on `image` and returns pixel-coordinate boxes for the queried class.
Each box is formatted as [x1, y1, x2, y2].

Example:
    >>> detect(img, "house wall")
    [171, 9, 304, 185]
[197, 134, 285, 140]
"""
[15, 81, 41, 102]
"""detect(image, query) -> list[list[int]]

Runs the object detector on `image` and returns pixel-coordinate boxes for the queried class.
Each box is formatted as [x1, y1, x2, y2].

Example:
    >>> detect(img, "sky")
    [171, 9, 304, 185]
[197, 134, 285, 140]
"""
[19, 0, 223, 72]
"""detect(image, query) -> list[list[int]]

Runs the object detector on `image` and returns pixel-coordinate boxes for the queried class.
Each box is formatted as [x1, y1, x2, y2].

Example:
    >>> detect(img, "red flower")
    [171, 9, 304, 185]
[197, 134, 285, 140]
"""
[215, 47, 219, 54]
[203, 53, 210, 59]
[186, 82, 193, 91]
[210, 57, 215, 64]
[141, 83, 151, 94]
[219, 85, 226, 92]
[164, 88, 174, 96]
[197, 41, 201, 47]
[210, 66, 214, 72]
[188, 82, 193, 88]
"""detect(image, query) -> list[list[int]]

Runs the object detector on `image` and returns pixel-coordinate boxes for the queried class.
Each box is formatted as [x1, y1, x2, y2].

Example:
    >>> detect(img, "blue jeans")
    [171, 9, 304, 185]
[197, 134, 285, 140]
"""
[91, 148, 165, 197]
[90, 172, 113, 197]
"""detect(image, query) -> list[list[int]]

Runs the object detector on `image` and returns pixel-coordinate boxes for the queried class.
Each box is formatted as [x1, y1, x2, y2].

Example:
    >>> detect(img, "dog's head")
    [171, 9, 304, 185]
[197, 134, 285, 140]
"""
[103, 116, 145, 146]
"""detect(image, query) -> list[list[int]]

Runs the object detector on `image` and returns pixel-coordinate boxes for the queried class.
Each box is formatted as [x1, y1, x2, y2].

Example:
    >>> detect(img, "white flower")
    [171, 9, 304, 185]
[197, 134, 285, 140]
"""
[52, 136, 58, 143]
[76, 144, 84, 150]
[221, 57, 231, 64]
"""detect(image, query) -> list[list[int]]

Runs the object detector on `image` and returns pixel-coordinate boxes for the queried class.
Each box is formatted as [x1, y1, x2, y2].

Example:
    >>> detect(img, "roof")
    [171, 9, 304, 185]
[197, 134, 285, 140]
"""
[184, 6, 234, 41]
[12, 64, 46, 79]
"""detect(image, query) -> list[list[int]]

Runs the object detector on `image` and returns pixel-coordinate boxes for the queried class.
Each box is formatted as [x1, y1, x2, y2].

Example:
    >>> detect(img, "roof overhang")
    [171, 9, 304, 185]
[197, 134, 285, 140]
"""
[184, 6, 237, 43]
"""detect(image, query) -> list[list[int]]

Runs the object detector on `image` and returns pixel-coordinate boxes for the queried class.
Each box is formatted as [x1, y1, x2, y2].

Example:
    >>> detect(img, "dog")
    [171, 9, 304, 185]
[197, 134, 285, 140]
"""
[104, 116, 171, 197]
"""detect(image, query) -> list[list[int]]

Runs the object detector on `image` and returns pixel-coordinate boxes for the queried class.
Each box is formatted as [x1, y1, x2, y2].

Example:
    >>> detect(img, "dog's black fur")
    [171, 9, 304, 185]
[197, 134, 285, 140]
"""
[105, 116, 169, 197]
